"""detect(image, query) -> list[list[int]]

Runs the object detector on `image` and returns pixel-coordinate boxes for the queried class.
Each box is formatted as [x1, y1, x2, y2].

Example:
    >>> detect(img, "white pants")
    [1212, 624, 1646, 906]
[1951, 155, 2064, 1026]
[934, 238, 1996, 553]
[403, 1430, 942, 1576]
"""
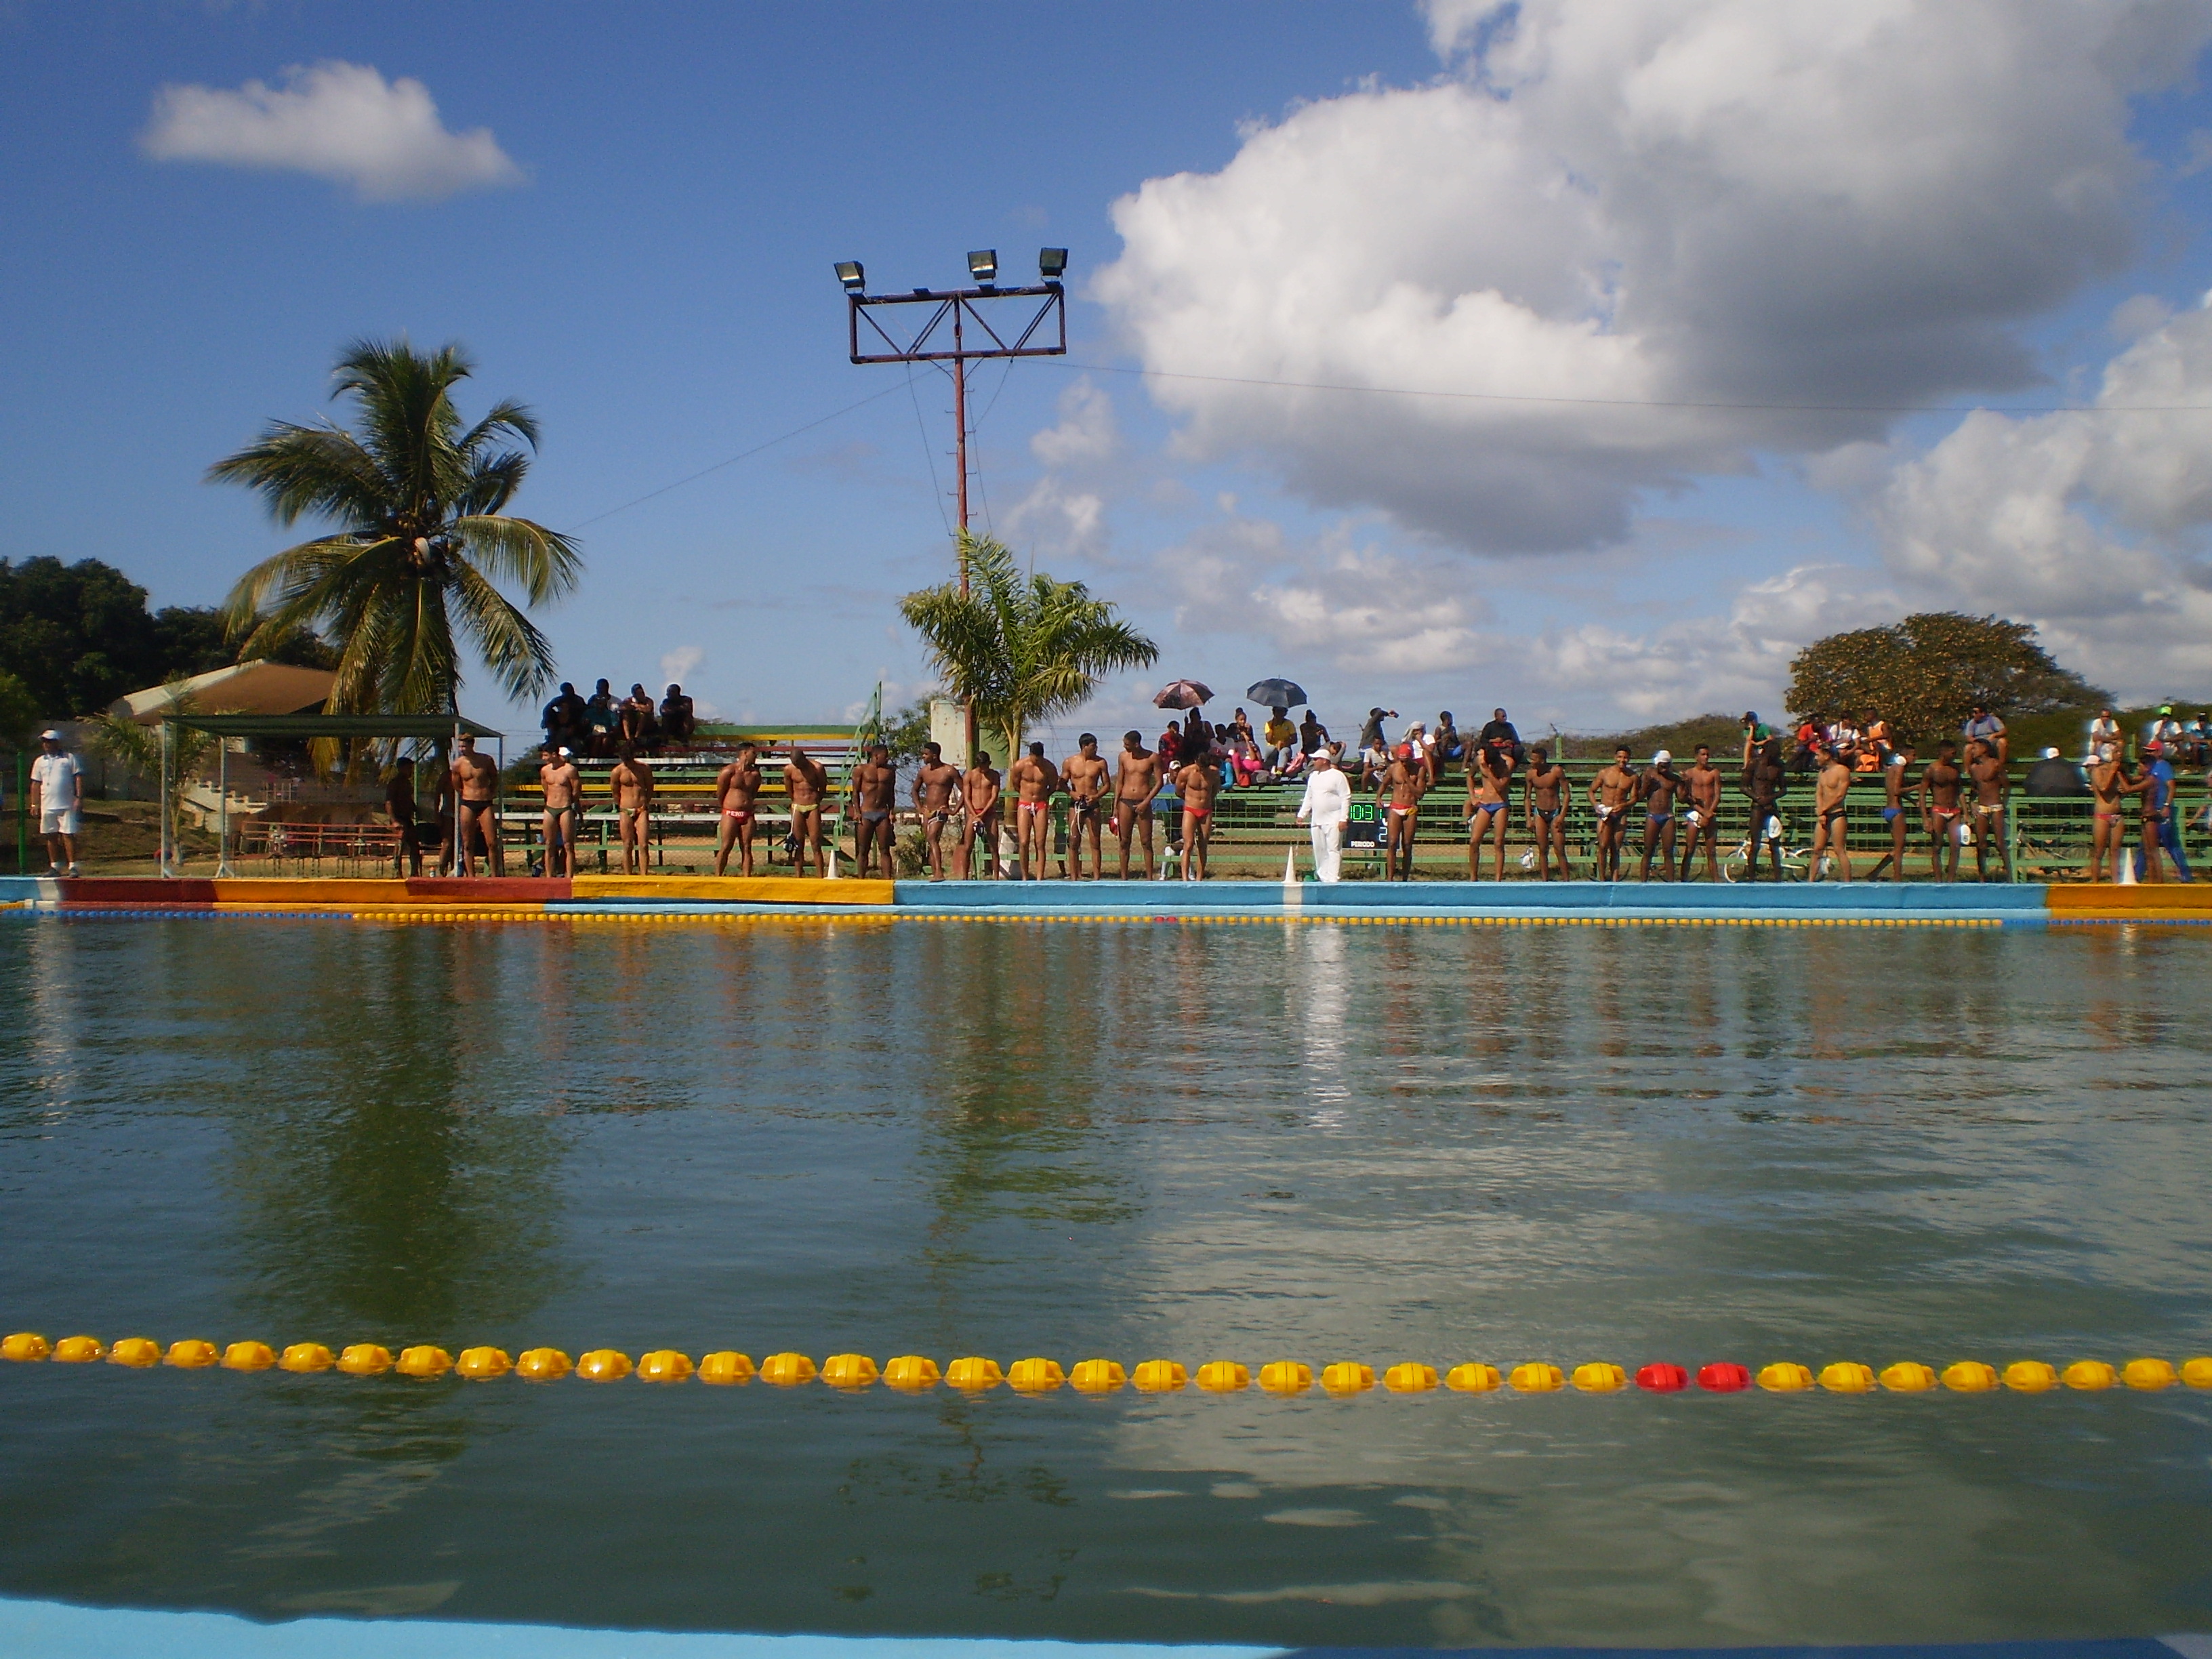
[1308, 820, 1343, 883]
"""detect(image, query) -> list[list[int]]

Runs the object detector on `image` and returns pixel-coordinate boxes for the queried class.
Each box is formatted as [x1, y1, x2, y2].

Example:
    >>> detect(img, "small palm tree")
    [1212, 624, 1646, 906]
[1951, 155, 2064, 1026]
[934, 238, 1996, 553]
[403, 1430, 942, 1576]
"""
[899, 532, 1159, 764]
[213, 338, 580, 715]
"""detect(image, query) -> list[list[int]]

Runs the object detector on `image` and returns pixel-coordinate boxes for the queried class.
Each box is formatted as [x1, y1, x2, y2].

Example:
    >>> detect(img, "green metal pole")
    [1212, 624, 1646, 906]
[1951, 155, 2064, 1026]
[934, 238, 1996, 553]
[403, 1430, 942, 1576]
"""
[14, 751, 24, 874]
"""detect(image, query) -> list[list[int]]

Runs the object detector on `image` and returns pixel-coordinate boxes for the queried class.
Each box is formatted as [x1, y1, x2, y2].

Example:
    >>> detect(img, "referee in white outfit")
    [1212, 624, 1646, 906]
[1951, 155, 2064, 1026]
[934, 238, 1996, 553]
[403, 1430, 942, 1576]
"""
[1294, 748, 1353, 882]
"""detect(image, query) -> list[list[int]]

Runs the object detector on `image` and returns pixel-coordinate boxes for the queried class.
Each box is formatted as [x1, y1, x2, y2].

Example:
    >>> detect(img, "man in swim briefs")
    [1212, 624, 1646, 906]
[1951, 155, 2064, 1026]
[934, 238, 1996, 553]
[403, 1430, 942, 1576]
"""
[912, 741, 962, 881]
[610, 741, 654, 876]
[1965, 738, 2010, 882]
[1525, 745, 1570, 880]
[1113, 731, 1161, 878]
[1876, 745, 1916, 883]
[1377, 743, 1425, 881]
[1007, 742, 1059, 881]
[1681, 745, 1723, 882]
[540, 743, 581, 878]
[1742, 734, 1788, 882]
[960, 749, 1002, 880]
[451, 733, 504, 876]
[785, 744, 830, 878]
[1809, 743, 1853, 881]
[2088, 743, 2126, 883]
[1173, 748, 1221, 880]
[1465, 741, 1513, 880]
[1921, 740, 1964, 880]
[1639, 751, 1682, 882]
[1589, 746, 1638, 882]
[1062, 734, 1109, 880]
[386, 756, 423, 877]
[850, 743, 898, 880]
[714, 742, 764, 877]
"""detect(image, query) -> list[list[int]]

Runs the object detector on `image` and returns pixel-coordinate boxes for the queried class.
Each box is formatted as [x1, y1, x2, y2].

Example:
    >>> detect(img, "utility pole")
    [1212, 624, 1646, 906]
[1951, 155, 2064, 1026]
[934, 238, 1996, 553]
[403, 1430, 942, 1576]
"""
[836, 250, 1068, 751]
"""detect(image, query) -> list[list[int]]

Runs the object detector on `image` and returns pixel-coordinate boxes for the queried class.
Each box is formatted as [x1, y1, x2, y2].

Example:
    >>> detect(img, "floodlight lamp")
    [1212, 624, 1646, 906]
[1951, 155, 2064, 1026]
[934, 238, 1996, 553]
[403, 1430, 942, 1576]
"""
[967, 249, 998, 283]
[1039, 247, 1068, 280]
[834, 260, 865, 293]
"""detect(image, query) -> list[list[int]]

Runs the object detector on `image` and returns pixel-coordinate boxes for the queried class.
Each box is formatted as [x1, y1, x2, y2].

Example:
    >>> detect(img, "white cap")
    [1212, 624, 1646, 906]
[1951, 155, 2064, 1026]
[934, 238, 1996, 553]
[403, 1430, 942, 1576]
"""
[2044, 746, 2061, 759]
[1653, 749, 1671, 764]
[39, 729, 61, 741]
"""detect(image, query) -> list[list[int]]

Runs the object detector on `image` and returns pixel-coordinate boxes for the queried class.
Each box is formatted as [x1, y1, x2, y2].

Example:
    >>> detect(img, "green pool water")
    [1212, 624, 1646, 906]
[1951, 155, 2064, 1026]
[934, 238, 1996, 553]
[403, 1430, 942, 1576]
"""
[1, 918, 2209, 1647]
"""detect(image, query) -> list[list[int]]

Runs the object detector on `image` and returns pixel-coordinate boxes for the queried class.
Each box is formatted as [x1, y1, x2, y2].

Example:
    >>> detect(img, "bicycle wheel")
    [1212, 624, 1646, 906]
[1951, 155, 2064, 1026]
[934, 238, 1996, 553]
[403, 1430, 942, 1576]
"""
[1721, 842, 1750, 882]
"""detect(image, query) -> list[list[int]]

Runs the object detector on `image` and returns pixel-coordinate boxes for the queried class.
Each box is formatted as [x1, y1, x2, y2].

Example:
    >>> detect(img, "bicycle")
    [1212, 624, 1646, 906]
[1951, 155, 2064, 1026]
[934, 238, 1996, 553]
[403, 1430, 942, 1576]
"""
[1721, 813, 1818, 882]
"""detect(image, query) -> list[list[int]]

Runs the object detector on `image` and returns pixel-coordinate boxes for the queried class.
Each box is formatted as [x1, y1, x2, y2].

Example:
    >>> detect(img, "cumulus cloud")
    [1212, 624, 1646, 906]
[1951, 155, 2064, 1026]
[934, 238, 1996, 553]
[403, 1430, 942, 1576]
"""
[1093, 0, 2212, 553]
[1004, 378, 1125, 560]
[1866, 296, 2212, 697]
[660, 646, 703, 686]
[142, 62, 523, 202]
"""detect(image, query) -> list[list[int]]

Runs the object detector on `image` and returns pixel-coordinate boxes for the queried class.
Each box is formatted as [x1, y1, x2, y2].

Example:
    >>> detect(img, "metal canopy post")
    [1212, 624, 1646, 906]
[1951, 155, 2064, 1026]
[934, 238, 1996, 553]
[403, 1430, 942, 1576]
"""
[159, 718, 173, 878]
[215, 738, 232, 877]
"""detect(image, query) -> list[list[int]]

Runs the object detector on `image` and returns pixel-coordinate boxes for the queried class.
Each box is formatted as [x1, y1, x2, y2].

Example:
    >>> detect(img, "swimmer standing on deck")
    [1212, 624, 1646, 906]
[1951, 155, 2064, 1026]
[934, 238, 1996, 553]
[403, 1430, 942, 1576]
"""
[851, 743, 898, 880]
[1007, 743, 1059, 881]
[540, 743, 580, 878]
[1638, 751, 1681, 882]
[610, 742, 654, 876]
[960, 750, 1002, 880]
[1174, 751, 1221, 880]
[714, 743, 763, 877]
[1590, 746, 1637, 882]
[1681, 746, 1722, 882]
[912, 741, 961, 881]
[1113, 732, 1161, 879]
[1062, 735, 1109, 881]
[1377, 744, 1425, 882]
[785, 745, 830, 878]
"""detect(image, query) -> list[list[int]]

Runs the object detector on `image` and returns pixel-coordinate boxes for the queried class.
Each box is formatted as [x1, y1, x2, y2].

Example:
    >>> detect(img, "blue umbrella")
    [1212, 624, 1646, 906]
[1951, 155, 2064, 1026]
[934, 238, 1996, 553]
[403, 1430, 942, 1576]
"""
[1246, 678, 1307, 708]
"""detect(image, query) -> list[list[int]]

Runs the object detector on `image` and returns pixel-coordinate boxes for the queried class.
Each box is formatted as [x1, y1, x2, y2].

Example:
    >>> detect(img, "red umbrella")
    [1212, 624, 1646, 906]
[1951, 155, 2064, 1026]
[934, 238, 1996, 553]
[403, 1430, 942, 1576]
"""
[1152, 679, 1213, 710]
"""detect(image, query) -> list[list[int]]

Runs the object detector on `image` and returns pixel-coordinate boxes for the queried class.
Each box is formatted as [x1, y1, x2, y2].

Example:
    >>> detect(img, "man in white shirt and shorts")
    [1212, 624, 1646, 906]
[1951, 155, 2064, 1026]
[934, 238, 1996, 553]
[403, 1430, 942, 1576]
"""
[30, 730, 82, 877]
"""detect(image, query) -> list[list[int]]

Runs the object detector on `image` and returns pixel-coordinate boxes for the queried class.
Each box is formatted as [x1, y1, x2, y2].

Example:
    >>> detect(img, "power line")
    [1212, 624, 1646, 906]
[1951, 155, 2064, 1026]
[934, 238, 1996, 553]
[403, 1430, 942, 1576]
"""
[564, 382, 909, 533]
[1052, 358, 2212, 417]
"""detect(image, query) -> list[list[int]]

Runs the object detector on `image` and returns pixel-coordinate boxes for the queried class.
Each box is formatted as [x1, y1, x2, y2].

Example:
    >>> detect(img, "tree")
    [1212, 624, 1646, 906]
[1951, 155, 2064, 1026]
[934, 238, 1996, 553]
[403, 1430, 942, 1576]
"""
[898, 532, 1159, 764]
[0, 669, 38, 748]
[1784, 612, 2106, 743]
[213, 337, 580, 715]
[0, 557, 333, 716]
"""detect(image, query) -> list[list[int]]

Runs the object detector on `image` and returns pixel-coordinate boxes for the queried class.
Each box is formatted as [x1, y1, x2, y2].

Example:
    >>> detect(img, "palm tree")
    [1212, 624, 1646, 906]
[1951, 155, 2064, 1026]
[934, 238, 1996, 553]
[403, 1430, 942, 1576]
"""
[212, 338, 580, 715]
[899, 532, 1159, 764]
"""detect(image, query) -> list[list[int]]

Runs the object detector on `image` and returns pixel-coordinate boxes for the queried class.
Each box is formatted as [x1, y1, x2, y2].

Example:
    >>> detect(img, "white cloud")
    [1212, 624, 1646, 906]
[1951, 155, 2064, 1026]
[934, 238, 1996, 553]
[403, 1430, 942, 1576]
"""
[142, 62, 523, 203]
[1004, 379, 1125, 561]
[1093, 0, 2212, 553]
[660, 646, 703, 687]
[1866, 296, 2212, 697]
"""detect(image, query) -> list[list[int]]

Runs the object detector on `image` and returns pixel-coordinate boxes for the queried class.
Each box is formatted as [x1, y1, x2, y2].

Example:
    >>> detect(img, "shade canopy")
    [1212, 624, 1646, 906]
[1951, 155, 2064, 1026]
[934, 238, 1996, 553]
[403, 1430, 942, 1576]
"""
[112, 659, 337, 724]
[1152, 679, 1214, 710]
[162, 713, 500, 740]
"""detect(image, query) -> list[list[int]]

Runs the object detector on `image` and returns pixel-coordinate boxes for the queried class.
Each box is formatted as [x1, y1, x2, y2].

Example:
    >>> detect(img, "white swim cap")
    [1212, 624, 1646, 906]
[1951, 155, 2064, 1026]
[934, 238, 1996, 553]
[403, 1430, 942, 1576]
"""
[1653, 749, 1671, 764]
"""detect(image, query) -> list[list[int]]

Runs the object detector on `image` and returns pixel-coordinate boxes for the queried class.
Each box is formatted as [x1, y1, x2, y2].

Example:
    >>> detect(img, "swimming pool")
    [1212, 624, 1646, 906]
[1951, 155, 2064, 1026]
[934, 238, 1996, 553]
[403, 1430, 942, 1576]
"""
[1, 918, 2207, 1647]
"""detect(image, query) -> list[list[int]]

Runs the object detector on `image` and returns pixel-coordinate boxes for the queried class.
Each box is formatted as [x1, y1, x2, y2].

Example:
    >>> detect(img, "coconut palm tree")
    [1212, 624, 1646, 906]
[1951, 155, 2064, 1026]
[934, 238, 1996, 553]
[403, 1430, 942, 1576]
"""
[899, 532, 1159, 764]
[212, 338, 580, 715]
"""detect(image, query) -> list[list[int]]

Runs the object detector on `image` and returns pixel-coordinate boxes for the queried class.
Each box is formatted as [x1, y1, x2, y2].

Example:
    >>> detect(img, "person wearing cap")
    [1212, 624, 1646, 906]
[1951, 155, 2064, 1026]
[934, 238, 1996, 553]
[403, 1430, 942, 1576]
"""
[29, 729, 81, 878]
[1294, 747, 1353, 882]
[540, 742, 582, 878]
[1637, 750, 1682, 881]
[2142, 739, 2192, 882]
[2146, 705, 2184, 750]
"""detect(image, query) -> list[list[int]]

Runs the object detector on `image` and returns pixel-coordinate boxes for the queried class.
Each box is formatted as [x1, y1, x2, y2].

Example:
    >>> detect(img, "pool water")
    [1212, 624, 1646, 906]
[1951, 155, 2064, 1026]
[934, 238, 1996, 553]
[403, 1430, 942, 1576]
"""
[1, 918, 2209, 1648]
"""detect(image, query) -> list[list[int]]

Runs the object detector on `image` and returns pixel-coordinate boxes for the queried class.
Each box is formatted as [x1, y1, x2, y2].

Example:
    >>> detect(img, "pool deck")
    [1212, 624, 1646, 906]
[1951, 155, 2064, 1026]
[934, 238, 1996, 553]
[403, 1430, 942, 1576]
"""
[1, 874, 2207, 925]
[0, 1599, 2205, 1659]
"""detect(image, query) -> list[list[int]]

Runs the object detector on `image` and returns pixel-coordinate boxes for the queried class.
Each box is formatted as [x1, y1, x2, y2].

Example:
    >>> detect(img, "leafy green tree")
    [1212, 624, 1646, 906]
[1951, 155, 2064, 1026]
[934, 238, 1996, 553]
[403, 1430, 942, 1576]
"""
[0, 669, 39, 748]
[213, 337, 581, 714]
[898, 532, 1159, 764]
[1784, 612, 2106, 744]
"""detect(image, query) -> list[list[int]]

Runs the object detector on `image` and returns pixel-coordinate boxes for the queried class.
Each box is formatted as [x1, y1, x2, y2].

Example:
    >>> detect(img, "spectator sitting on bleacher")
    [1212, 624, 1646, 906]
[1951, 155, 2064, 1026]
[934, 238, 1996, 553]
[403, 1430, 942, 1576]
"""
[585, 680, 621, 757]
[1262, 707, 1296, 775]
[542, 682, 586, 753]
[621, 684, 658, 750]
[660, 684, 695, 752]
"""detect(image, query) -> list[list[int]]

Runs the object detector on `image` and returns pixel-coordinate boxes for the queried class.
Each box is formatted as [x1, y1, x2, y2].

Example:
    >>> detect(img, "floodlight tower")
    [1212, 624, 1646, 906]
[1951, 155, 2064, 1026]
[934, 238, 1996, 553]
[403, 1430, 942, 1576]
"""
[835, 249, 1069, 597]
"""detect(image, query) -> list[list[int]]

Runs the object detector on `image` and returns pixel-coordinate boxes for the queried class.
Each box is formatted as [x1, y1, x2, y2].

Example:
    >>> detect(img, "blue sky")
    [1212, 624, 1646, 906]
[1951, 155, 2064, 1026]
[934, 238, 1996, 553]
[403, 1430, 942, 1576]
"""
[8, 1, 2212, 741]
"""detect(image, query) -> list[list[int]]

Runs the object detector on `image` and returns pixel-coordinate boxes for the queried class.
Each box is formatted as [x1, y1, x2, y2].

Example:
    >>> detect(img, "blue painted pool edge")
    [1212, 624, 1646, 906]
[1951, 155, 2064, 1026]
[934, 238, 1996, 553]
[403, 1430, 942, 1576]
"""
[0, 1600, 2202, 1659]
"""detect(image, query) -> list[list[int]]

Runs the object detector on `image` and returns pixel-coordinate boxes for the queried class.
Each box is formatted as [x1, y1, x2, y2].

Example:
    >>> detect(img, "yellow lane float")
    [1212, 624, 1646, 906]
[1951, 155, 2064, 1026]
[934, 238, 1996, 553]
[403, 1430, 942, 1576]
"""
[576, 1349, 632, 1382]
[1881, 1363, 1938, 1392]
[1196, 1361, 1250, 1393]
[821, 1353, 878, 1389]
[1446, 1364, 1501, 1393]
[758, 1352, 816, 1387]
[1510, 1364, 1565, 1393]
[1572, 1363, 1626, 1393]
[107, 1338, 163, 1368]
[1321, 1362, 1374, 1395]
[1759, 1364, 1815, 1392]
[222, 1342, 274, 1372]
[1818, 1363, 1876, 1393]
[1386, 1363, 1439, 1393]
[279, 1343, 333, 1374]
[457, 1347, 512, 1380]
[1258, 1361, 1312, 1395]
[53, 1336, 104, 1364]
[337, 1345, 393, 1377]
[2123, 1357, 2176, 1390]
[638, 1350, 695, 1383]
[1942, 1361, 1999, 1393]
[3, 1333, 51, 1362]
[1132, 1359, 1187, 1393]
[516, 1347, 572, 1381]
[881, 1355, 938, 1390]
[1069, 1359, 1124, 1393]
[945, 1356, 1003, 1391]
[165, 1340, 220, 1369]
[2003, 1360, 2057, 1392]
[2184, 1357, 2212, 1388]
[698, 1351, 754, 1386]
[397, 1346, 453, 1379]
[1008, 1357, 1064, 1393]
